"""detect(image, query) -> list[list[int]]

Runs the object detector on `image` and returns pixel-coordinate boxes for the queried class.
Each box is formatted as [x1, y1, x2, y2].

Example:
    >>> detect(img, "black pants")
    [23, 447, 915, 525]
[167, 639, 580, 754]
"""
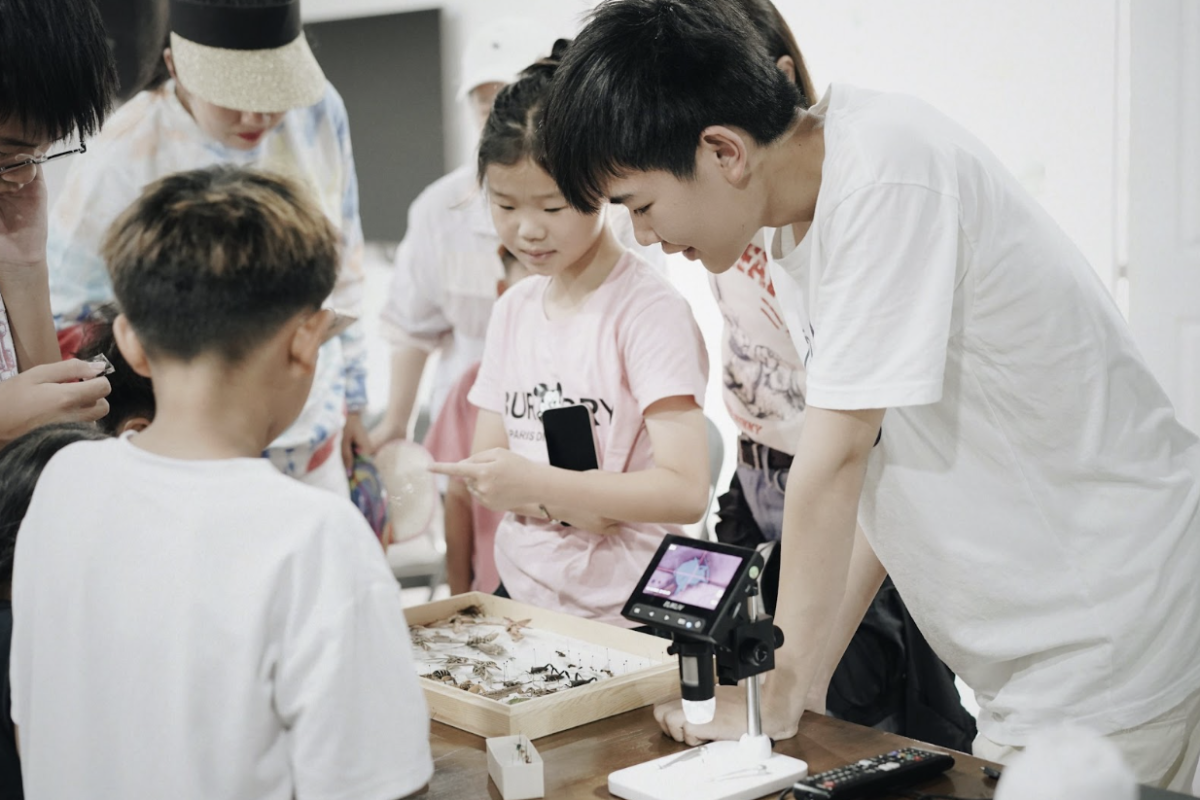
[715, 470, 978, 752]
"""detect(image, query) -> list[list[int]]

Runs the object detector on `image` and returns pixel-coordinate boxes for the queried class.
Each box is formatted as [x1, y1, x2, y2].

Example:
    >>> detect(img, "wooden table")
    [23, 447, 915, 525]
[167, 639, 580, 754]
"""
[424, 708, 998, 799]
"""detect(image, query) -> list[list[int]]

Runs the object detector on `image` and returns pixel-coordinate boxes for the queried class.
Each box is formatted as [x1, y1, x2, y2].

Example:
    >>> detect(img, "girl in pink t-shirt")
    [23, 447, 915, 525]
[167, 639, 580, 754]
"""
[432, 41, 711, 626]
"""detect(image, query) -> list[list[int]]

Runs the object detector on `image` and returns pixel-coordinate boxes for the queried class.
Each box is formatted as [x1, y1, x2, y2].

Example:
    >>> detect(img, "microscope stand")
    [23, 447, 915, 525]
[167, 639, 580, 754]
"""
[608, 675, 808, 800]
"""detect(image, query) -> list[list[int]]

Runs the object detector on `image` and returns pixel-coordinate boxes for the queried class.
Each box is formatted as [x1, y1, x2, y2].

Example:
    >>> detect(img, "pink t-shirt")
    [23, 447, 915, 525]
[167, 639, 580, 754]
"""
[469, 251, 709, 626]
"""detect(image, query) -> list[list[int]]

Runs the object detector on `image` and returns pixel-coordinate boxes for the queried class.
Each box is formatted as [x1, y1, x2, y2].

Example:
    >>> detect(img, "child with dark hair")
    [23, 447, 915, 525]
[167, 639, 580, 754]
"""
[541, 0, 1200, 789]
[47, 0, 371, 493]
[0, 0, 116, 444]
[10, 165, 433, 798]
[75, 304, 156, 435]
[431, 44, 711, 626]
[0, 422, 109, 799]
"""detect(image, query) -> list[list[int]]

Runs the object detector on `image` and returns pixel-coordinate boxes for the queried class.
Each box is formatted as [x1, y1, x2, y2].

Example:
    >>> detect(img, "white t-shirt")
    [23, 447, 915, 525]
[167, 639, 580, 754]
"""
[772, 84, 1200, 744]
[708, 233, 807, 454]
[10, 437, 433, 799]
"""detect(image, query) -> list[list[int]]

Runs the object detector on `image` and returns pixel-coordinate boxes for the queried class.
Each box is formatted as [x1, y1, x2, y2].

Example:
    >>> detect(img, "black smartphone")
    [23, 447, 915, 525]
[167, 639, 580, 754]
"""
[542, 404, 600, 471]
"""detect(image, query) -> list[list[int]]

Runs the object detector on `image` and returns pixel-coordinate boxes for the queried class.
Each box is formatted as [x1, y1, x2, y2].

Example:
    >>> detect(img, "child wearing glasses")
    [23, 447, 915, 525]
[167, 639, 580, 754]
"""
[9, 166, 434, 799]
[45, 0, 369, 493]
[0, 0, 115, 445]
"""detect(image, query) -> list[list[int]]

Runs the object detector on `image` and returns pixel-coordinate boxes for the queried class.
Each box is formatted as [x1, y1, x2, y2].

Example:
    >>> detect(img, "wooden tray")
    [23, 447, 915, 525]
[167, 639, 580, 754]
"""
[406, 592, 678, 739]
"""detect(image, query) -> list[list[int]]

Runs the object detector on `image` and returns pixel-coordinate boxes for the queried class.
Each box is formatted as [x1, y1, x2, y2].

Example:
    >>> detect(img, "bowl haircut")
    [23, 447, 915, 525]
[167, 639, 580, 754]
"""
[102, 165, 339, 363]
[539, 0, 803, 214]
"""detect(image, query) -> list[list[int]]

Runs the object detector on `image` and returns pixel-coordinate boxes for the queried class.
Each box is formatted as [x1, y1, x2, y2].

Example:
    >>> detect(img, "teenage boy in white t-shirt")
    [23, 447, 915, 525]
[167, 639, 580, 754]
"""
[538, 0, 1200, 790]
[10, 166, 433, 799]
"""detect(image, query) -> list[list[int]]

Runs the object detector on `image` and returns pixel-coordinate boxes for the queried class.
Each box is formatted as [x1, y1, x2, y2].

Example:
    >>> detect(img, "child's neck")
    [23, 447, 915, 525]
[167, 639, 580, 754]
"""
[543, 227, 623, 321]
[130, 361, 280, 461]
[761, 109, 825, 237]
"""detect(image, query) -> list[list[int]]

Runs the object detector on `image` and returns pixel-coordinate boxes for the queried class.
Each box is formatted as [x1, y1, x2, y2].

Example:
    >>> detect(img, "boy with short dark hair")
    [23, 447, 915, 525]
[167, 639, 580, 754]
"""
[10, 165, 433, 799]
[75, 304, 156, 435]
[0, 0, 115, 443]
[540, 0, 1200, 790]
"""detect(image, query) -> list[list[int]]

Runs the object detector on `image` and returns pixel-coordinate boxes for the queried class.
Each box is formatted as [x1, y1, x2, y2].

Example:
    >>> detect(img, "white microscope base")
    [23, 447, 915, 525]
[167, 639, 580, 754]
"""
[608, 740, 808, 800]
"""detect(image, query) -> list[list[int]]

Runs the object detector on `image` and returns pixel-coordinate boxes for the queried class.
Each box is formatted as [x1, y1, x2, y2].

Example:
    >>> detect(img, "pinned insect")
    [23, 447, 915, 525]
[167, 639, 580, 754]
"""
[421, 669, 457, 686]
[568, 673, 597, 688]
[410, 628, 451, 651]
[433, 603, 486, 634]
[472, 662, 499, 680]
[466, 631, 506, 658]
[504, 617, 532, 642]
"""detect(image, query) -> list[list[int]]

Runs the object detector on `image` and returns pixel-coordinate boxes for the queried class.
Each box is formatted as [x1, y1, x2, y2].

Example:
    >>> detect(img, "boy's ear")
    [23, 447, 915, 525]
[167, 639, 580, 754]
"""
[289, 309, 332, 373]
[775, 55, 797, 84]
[163, 48, 177, 81]
[698, 126, 750, 186]
[117, 417, 152, 435]
[111, 315, 153, 379]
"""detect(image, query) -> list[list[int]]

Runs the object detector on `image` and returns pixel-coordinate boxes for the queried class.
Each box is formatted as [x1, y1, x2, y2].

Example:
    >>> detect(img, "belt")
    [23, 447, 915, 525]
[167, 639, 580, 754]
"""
[736, 436, 793, 471]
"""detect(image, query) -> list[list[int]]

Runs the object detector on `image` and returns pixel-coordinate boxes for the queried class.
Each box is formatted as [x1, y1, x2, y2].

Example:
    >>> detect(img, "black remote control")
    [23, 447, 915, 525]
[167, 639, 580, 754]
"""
[790, 746, 956, 799]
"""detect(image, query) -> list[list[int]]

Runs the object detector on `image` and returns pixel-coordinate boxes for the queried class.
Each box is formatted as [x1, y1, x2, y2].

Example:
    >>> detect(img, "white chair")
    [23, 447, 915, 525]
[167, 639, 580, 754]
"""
[387, 498, 446, 602]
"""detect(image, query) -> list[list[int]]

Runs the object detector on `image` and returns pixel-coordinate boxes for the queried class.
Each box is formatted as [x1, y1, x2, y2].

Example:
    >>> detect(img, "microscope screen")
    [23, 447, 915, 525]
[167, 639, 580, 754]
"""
[642, 543, 745, 611]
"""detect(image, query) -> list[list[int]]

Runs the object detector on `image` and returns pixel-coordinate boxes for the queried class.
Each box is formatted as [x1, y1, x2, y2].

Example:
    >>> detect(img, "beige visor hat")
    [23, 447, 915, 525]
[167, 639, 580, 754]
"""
[169, 0, 325, 113]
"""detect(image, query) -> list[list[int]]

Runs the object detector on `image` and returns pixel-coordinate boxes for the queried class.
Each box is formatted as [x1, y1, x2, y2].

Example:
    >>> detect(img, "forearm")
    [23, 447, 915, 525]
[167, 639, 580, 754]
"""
[443, 482, 475, 594]
[510, 499, 620, 535]
[379, 346, 431, 436]
[0, 261, 60, 369]
[803, 525, 887, 710]
[767, 429, 875, 723]
[533, 463, 709, 527]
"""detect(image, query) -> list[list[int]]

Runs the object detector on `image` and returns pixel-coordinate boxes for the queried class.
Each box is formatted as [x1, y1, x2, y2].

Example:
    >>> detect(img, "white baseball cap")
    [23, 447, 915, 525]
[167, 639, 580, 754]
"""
[456, 18, 557, 101]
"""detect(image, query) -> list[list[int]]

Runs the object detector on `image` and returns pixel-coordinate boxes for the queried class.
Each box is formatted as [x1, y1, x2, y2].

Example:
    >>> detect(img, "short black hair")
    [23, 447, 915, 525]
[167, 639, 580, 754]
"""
[75, 305, 156, 435]
[102, 165, 339, 363]
[540, 0, 803, 213]
[734, 0, 816, 109]
[0, 0, 117, 142]
[476, 38, 571, 184]
[0, 423, 109, 593]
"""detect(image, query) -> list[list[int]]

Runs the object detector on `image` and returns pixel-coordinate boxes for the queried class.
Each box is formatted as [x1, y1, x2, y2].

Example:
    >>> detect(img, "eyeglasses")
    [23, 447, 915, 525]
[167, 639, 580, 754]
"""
[0, 142, 87, 178]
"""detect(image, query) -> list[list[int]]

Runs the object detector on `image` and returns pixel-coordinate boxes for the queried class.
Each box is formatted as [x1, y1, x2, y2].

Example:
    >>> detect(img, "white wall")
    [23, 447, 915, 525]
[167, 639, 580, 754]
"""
[304, 0, 594, 171]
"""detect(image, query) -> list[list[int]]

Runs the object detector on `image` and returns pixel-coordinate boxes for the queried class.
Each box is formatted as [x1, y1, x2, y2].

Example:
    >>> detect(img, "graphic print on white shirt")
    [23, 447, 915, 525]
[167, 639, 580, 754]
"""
[710, 236, 807, 454]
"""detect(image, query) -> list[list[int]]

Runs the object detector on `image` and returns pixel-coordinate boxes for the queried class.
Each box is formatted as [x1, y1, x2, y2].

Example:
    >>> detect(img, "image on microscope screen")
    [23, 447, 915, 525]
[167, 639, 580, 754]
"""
[643, 544, 744, 611]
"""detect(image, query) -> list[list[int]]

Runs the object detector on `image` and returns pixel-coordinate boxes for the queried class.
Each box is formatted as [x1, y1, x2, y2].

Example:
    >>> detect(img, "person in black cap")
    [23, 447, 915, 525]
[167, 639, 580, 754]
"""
[46, 0, 373, 496]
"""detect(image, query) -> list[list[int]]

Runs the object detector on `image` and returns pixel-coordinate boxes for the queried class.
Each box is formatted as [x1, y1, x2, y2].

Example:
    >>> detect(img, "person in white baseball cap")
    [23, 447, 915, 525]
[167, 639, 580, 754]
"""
[374, 17, 556, 452]
[457, 18, 555, 127]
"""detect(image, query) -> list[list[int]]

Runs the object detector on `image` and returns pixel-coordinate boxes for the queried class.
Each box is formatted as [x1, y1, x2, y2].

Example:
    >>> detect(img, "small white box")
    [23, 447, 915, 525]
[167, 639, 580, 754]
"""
[486, 734, 545, 800]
